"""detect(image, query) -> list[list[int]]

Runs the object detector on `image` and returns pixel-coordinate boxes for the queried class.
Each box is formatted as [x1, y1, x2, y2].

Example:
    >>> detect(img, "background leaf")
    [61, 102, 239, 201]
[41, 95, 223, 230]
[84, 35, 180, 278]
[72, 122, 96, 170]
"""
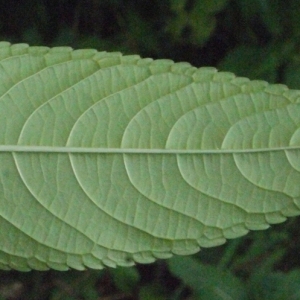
[168, 256, 247, 299]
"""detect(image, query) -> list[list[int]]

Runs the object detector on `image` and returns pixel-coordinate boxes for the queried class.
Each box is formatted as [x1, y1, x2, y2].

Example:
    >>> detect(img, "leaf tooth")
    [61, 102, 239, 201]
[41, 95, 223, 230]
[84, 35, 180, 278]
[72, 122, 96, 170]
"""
[152, 251, 173, 259]
[197, 236, 226, 248]
[102, 257, 118, 268]
[265, 212, 287, 224]
[26, 257, 50, 271]
[83, 254, 105, 269]
[212, 71, 236, 82]
[132, 251, 156, 264]
[0, 41, 11, 48]
[71, 48, 98, 59]
[223, 224, 249, 239]
[27, 46, 50, 55]
[172, 240, 200, 255]
[46, 261, 69, 271]
[10, 43, 30, 56]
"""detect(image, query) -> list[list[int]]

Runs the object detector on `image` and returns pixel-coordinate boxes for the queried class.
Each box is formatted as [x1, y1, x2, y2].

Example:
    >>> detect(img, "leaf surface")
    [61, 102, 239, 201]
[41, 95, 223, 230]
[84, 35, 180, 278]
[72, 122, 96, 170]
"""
[0, 42, 300, 270]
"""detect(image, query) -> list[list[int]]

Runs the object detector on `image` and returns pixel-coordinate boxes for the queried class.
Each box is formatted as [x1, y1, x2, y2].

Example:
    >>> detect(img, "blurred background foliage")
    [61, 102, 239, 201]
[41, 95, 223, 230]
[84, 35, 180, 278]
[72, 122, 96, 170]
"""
[1, 0, 300, 299]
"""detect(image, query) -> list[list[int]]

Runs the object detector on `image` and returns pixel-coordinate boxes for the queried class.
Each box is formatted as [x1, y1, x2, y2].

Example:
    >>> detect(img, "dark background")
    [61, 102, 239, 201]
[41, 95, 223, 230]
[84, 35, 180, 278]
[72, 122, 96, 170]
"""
[1, 0, 300, 299]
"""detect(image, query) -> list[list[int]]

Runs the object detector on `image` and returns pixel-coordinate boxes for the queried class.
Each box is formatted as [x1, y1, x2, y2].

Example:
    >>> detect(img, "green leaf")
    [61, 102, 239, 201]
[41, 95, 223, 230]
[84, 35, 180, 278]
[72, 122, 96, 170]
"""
[110, 266, 140, 294]
[0, 41, 300, 271]
[138, 283, 168, 300]
[236, 0, 282, 36]
[168, 256, 247, 299]
[250, 270, 300, 300]
[167, 0, 229, 45]
[219, 43, 295, 83]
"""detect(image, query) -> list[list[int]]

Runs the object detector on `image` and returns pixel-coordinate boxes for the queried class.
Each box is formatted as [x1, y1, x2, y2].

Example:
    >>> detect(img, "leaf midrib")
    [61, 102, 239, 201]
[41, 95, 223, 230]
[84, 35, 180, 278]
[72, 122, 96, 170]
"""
[0, 145, 299, 154]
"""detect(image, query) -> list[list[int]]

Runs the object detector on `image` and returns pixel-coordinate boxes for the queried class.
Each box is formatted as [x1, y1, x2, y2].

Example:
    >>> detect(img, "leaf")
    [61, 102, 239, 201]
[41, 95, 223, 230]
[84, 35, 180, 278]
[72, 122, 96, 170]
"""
[168, 256, 247, 299]
[219, 43, 295, 83]
[138, 283, 168, 300]
[110, 266, 140, 294]
[250, 270, 300, 300]
[166, 0, 229, 45]
[0, 41, 300, 271]
[236, 0, 282, 36]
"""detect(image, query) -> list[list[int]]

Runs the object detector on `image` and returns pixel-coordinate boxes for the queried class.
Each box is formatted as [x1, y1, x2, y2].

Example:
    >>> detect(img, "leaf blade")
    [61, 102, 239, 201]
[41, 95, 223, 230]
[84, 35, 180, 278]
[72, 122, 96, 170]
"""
[0, 42, 300, 270]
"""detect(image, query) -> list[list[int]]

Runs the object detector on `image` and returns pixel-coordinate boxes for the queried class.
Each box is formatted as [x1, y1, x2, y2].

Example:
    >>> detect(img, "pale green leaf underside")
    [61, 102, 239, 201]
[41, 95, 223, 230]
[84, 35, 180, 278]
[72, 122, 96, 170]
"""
[1, 42, 300, 271]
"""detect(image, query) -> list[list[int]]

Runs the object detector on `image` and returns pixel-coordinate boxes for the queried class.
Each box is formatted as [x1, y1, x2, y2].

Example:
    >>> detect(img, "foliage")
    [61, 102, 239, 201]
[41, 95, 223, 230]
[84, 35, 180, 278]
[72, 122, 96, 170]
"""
[1, 0, 300, 299]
